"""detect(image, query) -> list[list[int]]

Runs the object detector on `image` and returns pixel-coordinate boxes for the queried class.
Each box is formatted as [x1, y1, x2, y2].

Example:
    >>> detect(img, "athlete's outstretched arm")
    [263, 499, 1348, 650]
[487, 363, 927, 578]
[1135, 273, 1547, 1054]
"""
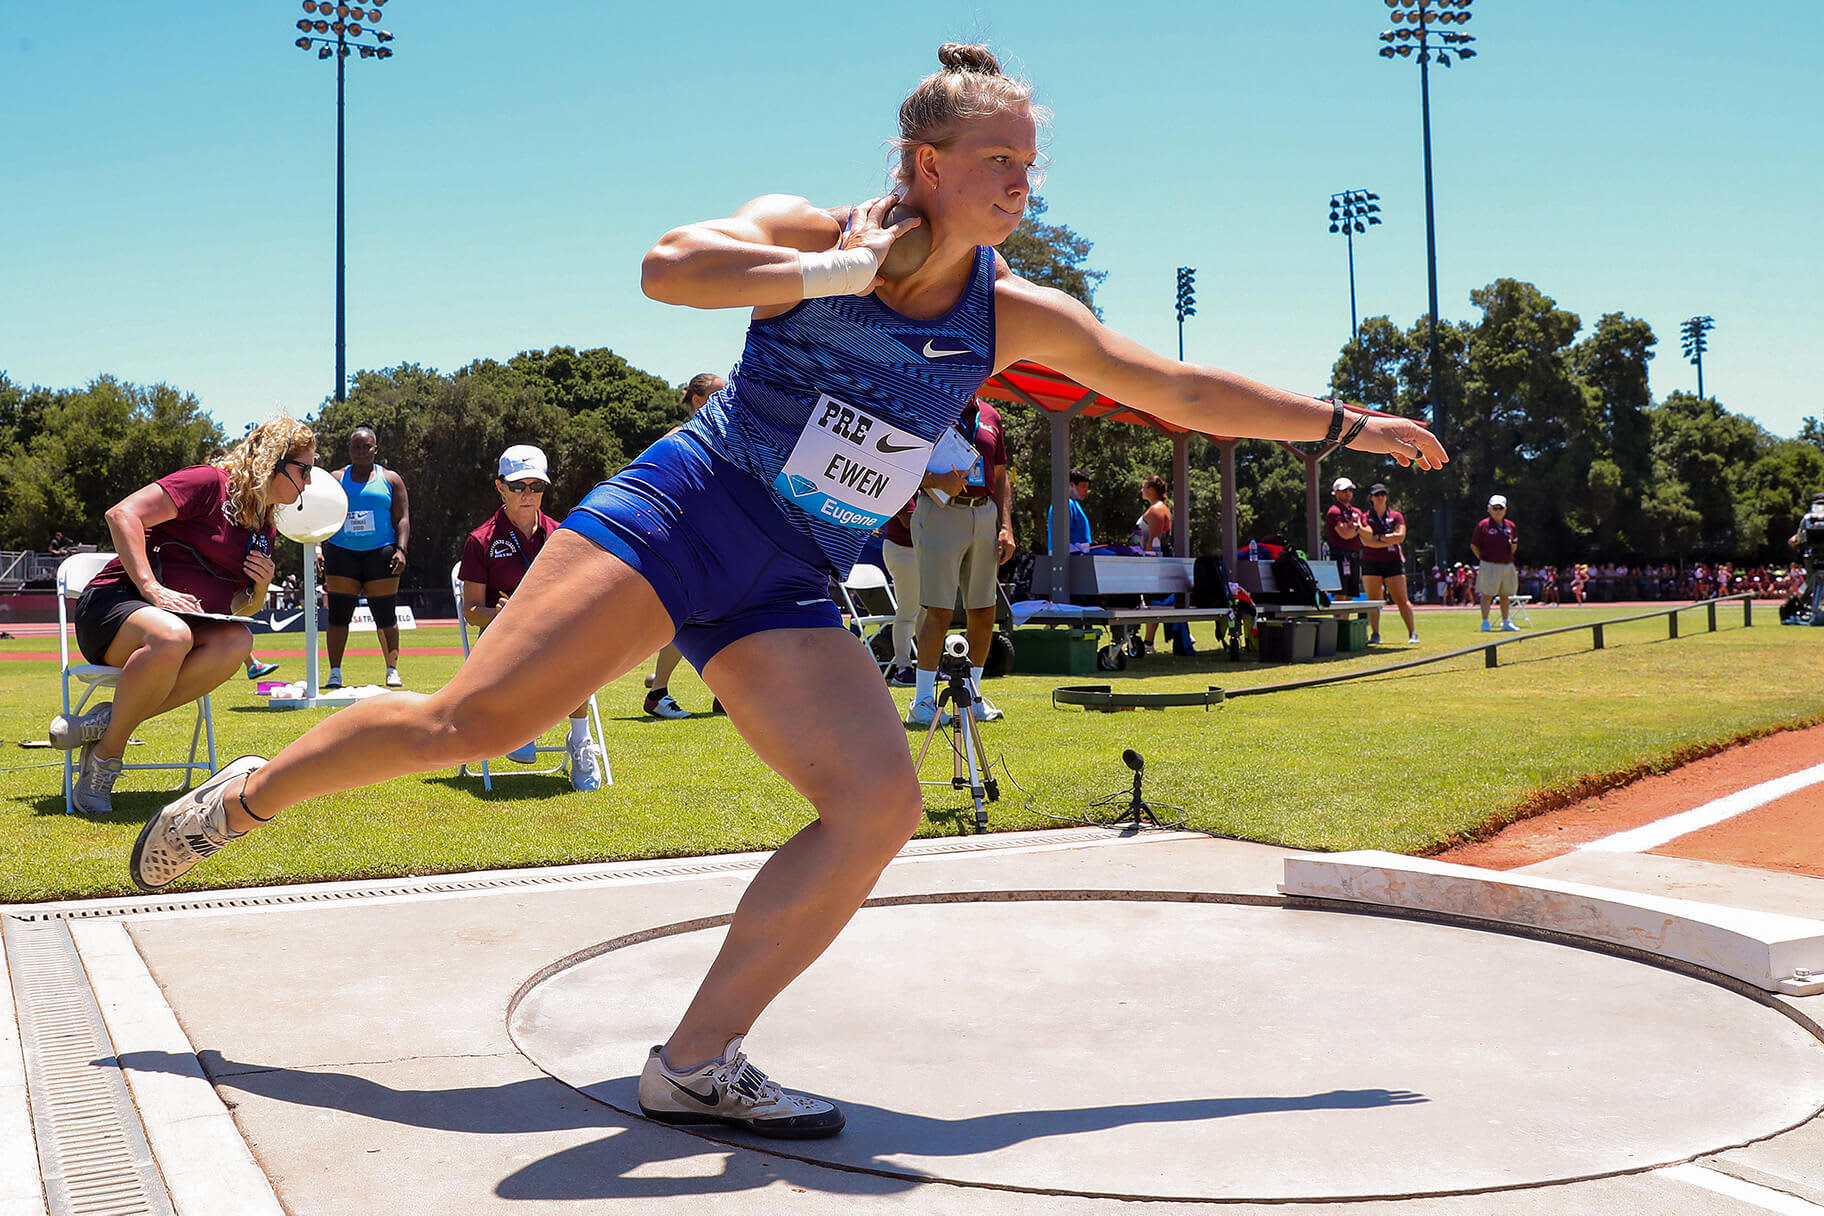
[642, 194, 920, 311]
[996, 277, 1448, 470]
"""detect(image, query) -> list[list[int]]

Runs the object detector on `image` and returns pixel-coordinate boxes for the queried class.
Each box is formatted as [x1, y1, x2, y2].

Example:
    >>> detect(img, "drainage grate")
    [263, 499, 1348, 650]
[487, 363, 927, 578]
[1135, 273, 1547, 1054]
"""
[3, 917, 173, 1216]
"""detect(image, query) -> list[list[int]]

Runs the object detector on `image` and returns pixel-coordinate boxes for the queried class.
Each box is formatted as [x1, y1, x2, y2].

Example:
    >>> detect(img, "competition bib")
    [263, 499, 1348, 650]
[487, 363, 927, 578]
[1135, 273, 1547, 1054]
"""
[345, 510, 375, 535]
[773, 394, 930, 530]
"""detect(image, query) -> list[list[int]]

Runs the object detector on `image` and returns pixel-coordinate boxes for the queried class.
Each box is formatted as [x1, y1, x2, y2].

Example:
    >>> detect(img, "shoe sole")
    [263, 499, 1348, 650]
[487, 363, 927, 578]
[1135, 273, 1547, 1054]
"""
[637, 1103, 845, 1139]
[129, 756, 262, 893]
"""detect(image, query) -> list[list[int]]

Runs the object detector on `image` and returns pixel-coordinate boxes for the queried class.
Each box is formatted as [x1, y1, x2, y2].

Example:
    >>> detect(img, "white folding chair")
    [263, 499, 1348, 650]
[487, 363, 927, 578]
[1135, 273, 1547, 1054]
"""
[838, 562, 898, 672]
[451, 563, 609, 790]
[57, 553, 217, 814]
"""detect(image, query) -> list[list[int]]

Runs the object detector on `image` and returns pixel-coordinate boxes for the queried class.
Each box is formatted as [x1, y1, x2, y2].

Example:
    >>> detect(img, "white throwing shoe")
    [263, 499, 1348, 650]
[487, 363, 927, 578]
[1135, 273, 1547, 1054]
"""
[130, 756, 265, 891]
[971, 694, 1004, 722]
[637, 1036, 844, 1139]
[385, 667, 403, 688]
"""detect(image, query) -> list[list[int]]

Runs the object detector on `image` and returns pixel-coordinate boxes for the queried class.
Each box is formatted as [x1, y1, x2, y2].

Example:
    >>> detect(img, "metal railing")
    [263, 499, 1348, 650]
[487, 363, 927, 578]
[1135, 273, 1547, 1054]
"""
[1225, 594, 1756, 699]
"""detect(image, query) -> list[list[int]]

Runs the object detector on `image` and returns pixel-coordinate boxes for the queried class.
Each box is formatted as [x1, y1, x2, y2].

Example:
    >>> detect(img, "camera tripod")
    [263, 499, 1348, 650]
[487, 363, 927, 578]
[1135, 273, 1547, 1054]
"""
[911, 637, 998, 833]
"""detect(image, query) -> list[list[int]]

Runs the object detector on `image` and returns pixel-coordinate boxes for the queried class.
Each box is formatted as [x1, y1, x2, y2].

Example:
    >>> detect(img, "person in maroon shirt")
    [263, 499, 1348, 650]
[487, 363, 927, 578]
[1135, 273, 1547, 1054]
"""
[878, 496, 920, 685]
[1323, 477, 1365, 598]
[908, 395, 1015, 726]
[458, 445, 604, 792]
[1471, 493, 1521, 631]
[51, 415, 318, 813]
[1359, 483, 1418, 644]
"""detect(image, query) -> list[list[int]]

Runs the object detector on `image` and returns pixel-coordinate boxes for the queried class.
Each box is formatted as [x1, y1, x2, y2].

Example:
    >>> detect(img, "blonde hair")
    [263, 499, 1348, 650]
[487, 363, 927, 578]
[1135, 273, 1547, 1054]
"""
[214, 413, 317, 529]
[892, 43, 1047, 186]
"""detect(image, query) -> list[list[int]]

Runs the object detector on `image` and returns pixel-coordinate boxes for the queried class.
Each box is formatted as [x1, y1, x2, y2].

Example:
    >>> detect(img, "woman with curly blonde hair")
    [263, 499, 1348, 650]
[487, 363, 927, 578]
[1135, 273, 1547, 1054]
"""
[50, 414, 317, 813]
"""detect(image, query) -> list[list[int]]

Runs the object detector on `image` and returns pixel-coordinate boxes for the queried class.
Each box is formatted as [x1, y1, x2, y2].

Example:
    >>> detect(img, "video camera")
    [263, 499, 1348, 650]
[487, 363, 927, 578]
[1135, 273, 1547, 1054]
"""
[938, 632, 973, 678]
[1800, 502, 1824, 553]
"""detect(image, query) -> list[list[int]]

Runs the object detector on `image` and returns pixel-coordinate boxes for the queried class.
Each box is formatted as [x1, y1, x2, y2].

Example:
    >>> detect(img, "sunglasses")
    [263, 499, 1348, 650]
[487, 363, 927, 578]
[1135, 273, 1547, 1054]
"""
[505, 481, 550, 494]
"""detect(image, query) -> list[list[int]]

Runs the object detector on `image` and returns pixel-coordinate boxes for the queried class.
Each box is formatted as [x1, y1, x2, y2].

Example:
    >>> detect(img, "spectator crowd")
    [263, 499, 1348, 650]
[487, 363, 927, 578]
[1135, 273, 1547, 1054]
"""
[1426, 560, 1806, 606]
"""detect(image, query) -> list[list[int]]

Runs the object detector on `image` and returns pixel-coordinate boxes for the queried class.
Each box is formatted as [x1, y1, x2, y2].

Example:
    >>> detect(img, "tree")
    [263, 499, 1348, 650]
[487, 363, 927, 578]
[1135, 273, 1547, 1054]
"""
[0, 377, 222, 551]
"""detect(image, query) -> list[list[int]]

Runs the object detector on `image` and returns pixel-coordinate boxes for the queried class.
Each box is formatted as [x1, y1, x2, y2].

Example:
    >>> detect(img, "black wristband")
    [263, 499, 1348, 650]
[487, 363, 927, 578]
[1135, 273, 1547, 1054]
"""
[1340, 411, 1371, 449]
[1322, 401, 1346, 446]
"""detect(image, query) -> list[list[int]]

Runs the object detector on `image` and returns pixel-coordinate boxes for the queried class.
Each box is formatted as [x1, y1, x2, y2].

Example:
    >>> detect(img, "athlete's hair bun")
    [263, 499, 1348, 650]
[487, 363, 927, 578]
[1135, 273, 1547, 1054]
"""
[938, 43, 1002, 76]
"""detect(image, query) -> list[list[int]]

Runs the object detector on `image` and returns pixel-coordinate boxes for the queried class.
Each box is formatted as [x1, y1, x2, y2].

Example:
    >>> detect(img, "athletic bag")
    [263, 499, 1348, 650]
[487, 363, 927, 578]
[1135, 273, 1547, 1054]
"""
[1270, 548, 1331, 609]
[1191, 554, 1231, 609]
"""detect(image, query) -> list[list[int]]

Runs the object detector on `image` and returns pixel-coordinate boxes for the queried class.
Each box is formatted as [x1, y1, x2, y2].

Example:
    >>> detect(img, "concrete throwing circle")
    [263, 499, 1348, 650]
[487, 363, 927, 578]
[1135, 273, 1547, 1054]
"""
[508, 893, 1824, 1203]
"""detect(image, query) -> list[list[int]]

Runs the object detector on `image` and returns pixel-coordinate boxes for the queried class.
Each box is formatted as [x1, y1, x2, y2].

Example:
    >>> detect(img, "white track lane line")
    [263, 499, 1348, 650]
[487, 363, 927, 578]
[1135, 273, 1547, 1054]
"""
[1659, 1164, 1824, 1214]
[1579, 761, 1824, 854]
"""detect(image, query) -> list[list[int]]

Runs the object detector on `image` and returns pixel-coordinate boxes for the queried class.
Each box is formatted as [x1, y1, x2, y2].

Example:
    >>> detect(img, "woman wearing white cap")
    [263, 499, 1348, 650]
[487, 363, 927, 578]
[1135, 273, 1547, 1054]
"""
[454, 445, 604, 791]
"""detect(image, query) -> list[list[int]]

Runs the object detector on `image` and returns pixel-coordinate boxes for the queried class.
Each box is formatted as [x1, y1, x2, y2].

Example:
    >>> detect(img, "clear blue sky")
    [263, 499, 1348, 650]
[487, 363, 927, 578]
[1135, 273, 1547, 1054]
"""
[6, 2, 1820, 442]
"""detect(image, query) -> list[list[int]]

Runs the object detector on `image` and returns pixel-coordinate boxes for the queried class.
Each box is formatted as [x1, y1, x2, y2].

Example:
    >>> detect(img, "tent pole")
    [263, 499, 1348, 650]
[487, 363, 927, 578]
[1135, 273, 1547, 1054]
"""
[1172, 432, 1190, 557]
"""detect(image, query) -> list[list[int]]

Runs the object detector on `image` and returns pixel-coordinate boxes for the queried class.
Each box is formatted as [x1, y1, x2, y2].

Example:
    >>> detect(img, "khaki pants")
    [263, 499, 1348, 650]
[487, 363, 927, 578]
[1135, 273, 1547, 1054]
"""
[913, 497, 998, 612]
[880, 539, 920, 666]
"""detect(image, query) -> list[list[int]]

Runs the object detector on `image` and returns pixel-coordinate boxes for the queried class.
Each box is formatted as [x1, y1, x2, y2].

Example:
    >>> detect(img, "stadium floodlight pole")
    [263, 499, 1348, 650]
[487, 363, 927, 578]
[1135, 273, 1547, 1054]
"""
[1174, 267, 1196, 362]
[293, 1, 396, 404]
[1328, 189, 1382, 344]
[1681, 315, 1714, 399]
[1379, 0, 1474, 562]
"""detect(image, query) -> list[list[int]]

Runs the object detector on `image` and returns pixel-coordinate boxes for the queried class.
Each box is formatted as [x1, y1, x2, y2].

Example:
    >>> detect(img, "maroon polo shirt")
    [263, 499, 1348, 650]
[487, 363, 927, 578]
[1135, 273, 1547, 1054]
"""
[1360, 507, 1406, 567]
[882, 498, 916, 547]
[1472, 516, 1518, 563]
[1324, 501, 1365, 554]
[459, 508, 560, 606]
[89, 465, 274, 613]
[954, 398, 1008, 503]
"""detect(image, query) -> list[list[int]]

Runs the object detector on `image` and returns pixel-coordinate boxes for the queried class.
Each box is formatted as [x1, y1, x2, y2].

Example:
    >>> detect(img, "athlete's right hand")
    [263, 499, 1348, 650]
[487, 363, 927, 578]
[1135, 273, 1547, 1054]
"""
[842, 195, 923, 295]
[146, 582, 204, 615]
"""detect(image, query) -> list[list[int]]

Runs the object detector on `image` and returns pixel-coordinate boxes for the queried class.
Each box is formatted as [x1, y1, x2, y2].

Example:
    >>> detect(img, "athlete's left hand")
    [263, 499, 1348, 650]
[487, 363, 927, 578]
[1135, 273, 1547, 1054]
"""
[1352, 414, 1449, 470]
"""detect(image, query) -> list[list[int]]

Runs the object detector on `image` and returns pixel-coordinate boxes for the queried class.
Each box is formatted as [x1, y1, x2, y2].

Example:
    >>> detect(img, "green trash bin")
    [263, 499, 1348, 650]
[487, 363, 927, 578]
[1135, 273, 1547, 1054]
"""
[1337, 617, 1370, 652]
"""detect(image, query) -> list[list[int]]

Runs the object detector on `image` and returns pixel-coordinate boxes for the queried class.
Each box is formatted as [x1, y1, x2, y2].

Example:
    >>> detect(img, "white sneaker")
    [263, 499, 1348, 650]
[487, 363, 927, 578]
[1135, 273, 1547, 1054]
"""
[1500, 620, 1521, 632]
[971, 694, 1004, 722]
[905, 695, 952, 728]
[72, 743, 124, 815]
[385, 667, 403, 688]
[568, 739, 604, 791]
[506, 740, 539, 763]
[638, 1037, 844, 1139]
[645, 693, 691, 720]
[49, 702, 112, 749]
[1408, 632, 1421, 644]
[130, 756, 264, 891]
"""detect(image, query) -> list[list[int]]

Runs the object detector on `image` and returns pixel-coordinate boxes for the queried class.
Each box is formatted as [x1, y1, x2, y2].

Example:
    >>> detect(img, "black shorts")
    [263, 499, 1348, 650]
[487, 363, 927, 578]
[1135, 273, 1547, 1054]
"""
[73, 580, 152, 665]
[322, 542, 397, 584]
[1361, 560, 1405, 581]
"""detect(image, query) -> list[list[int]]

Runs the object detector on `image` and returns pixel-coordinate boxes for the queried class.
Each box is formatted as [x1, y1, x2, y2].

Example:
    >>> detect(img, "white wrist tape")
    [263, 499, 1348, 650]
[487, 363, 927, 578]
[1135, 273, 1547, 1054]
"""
[799, 246, 879, 298]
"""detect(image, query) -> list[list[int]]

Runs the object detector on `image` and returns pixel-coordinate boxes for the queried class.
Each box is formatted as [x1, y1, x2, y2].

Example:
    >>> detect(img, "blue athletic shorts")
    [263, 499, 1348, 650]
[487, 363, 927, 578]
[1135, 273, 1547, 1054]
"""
[560, 430, 843, 671]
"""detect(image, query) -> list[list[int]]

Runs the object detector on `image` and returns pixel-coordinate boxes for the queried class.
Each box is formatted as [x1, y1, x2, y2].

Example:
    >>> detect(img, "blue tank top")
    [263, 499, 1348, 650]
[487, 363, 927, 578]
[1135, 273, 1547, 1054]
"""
[331, 464, 395, 551]
[686, 244, 997, 576]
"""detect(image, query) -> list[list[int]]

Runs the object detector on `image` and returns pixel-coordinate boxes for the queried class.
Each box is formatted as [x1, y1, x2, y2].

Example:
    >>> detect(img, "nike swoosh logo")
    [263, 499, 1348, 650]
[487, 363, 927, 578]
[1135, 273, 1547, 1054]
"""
[875, 436, 922, 454]
[923, 341, 972, 359]
[666, 1077, 721, 1107]
[269, 611, 304, 630]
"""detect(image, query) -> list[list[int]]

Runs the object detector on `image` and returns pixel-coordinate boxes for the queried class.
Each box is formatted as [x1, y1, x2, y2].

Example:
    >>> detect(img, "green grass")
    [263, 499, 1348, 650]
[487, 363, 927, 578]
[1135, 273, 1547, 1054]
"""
[2, 604, 1821, 902]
